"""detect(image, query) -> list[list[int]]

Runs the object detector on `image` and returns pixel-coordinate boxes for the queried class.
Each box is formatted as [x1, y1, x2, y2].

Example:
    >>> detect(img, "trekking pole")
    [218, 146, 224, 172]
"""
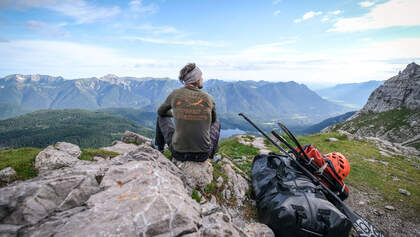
[238, 113, 385, 237]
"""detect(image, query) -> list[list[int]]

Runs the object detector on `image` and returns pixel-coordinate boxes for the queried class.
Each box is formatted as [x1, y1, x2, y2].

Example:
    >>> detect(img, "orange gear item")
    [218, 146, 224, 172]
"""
[325, 152, 350, 180]
[296, 145, 350, 200]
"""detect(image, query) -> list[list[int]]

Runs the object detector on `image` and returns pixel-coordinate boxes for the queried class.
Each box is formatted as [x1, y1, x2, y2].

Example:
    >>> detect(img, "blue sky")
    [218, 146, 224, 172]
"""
[0, 0, 419, 85]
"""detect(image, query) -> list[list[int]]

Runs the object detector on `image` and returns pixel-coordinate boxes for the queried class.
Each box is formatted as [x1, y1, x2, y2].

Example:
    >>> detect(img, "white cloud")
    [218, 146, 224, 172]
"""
[294, 11, 322, 23]
[272, 0, 282, 5]
[0, 0, 120, 24]
[1, 38, 419, 84]
[321, 16, 329, 22]
[330, 0, 420, 32]
[122, 36, 228, 47]
[0, 40, 175, 78]
[330, 10, 342, 15]
[197, 37, 420, 83]
[274, 10, 281, 16]
[26, 20, 70, 37]
[129, 0, 158, 15]
[137, 24, 179, 35]
[359, 1, 375, 7]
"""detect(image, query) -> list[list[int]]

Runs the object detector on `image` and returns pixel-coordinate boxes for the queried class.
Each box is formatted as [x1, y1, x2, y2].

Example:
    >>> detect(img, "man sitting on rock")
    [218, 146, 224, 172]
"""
[153, 63, 221, 162]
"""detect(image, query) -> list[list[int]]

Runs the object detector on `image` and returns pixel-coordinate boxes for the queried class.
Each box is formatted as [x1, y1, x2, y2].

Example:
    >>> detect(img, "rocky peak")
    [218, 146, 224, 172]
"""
[1, 74, 64, 84]
[99, 74, 119, 81]
[362, 62, 420, 113]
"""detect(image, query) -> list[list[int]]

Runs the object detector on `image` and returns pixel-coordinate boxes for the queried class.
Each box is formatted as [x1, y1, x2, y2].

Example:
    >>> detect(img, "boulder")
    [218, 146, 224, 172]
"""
[327, 137, 339, 142]
[50, 161, 201, 237]
[121, 131, 152, 145]
[55, 142, 81, 158]
[398, 189, 411, 196]
[100, 141, 139, 154]
[0, 167, 17, 184]
[222, 161, 249, 205]
[0, 224, 22, 237]
[199, 212, 247, 237]
[244, 223, 275, 237]
[385, 205, 396, 211]
[35, 145, 80, 172]
[174, 159, 213, 191]
[0, 164, 101, 225]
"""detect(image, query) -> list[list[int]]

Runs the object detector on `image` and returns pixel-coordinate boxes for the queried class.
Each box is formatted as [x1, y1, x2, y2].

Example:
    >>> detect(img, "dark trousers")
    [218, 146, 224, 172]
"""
[155, 116, 221, 162]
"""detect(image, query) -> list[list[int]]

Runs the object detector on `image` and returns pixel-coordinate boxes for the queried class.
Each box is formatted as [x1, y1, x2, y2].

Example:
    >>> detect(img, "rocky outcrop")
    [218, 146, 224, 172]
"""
[121, 130, 152, 145]
[0, 167, 17, 184]
[174, 160, 214, 192]
[362, 62, 420, 113]
[221, 159, 249, 206]
[101, 141, 139, 154]
[0, 136, 273, 236]
[325, 63, 420, 150]
[54, 142, 82, 158]
[35, 142, 82, 172]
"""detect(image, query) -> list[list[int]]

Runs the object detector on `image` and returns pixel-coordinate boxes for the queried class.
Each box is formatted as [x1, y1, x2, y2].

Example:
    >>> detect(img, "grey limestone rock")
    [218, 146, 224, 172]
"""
[121, 130, 152, 145]
[0, 224, 22, 237]
[100, 140, 139, 154]
[199, 212, 247, 237]
[55, 142, 81, 158]
[0, 167, 17, 184]
[362, 62, 420, 113]
[222, 162, 249, 205]
[174, 159, 213, 191]
[0, 165, 101, 226]
[398, 189, 411, 196]
[34, 144, 80, 172]
[244, 223, 275, 237]
[384, 205, 396, 211]
[0, 141, 272, 237]
[327, 137, 339, 142]
[53, 161, 201, 237]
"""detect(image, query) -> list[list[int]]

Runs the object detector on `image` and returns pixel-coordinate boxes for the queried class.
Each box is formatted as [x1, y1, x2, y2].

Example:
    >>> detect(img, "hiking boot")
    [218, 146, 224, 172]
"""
[151, 138, 164, 153]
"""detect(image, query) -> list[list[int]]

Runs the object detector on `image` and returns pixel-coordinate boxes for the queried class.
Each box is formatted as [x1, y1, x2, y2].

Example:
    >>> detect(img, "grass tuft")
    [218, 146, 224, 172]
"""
[191, 189, 201, 203]
[0, 148, 42, 180]
[80, 149, 119, 161]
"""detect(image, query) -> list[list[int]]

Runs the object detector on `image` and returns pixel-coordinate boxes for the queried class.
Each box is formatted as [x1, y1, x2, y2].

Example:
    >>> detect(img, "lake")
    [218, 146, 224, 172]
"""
[220, 128, 247, 139]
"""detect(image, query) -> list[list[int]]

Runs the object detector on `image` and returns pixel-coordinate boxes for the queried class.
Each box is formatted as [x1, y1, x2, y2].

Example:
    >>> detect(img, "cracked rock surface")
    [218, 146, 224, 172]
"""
[0, 135, 273, 237]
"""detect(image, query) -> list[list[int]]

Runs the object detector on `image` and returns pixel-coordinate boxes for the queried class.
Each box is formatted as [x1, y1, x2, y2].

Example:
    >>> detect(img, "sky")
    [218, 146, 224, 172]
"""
[0, 0, 419, 85]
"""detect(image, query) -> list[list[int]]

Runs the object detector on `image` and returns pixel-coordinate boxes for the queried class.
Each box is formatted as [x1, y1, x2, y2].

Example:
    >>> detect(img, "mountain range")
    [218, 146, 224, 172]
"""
[0, 74, 354, 125]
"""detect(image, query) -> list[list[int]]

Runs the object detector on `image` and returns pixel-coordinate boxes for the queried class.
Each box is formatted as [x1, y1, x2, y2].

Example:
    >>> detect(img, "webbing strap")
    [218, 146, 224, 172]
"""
[316, 163, 328, 175]
[306, 157, 314, 165]
[341, 183, 346, 193]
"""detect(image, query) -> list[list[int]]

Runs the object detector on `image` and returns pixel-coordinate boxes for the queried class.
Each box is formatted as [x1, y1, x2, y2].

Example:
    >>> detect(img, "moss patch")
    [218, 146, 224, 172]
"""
[80, 149, 119, 161]
[163, 150, 172, 160]
[191, 189, 201, 203]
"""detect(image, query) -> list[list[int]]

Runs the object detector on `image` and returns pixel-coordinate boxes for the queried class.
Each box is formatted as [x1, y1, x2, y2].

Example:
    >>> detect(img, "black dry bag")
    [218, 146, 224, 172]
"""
[251, 154, 352, 237]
